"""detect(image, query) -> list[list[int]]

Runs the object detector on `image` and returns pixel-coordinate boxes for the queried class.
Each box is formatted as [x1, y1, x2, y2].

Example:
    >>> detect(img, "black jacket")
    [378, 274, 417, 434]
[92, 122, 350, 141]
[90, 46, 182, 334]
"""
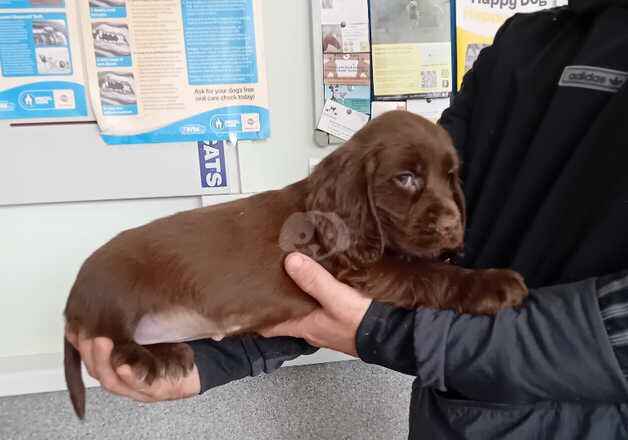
[189, 1, 628, 438]
[450, 0, 628, 287]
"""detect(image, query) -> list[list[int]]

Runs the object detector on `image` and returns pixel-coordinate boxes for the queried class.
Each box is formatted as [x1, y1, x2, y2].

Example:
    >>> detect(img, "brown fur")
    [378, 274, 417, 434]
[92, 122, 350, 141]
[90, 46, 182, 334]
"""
[64, 111, 527, 419]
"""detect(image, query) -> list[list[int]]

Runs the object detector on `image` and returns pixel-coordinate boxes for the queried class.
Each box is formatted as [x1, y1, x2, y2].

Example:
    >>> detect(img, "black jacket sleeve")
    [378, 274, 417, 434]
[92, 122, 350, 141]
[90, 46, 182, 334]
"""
[356, 274, 628, 404]
[187, 336, 317, 394]
[596, 270, 628, 381]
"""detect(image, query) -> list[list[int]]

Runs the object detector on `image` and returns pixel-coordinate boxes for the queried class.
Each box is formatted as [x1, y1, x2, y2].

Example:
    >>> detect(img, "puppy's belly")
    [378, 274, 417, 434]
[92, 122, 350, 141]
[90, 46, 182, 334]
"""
[134, 307, 242, 345]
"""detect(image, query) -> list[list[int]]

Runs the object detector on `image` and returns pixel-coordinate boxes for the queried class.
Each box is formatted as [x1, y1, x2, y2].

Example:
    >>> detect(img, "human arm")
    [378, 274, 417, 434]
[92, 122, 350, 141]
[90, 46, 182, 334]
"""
[188, 336, 317, 394]
[263, 254, 628, 404]
[64, 330, 316, 401]
[358, 271, 628, 404]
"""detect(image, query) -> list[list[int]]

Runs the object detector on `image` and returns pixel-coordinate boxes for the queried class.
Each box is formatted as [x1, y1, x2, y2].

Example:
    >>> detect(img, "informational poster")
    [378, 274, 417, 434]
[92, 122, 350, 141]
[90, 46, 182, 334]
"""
[370, 0, 452, 99]
[455, 0, 567, 89]
[324, 84, 370, 114]
[0, 0, 88, 120]
[319, 0, 371, 119]
[78, 0, 270, 145]
[323, 53, 371, 85]
[320, 0, 370, 54]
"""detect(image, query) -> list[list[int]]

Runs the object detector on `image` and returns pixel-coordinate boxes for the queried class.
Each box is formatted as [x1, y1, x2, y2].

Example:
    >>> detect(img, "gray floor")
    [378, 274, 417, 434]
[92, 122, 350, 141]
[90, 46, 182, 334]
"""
[1, 360, 414, 440]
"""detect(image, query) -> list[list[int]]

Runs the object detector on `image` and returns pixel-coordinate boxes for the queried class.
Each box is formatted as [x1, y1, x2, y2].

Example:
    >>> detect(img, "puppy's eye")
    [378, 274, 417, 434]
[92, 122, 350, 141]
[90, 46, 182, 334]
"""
[393, 172, 422, 192]
[448, 170, 458, 185]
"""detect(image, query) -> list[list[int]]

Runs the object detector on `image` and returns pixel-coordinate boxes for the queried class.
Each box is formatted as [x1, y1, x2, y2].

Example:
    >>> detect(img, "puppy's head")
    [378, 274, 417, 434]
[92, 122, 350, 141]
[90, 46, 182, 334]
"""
[307, 110, 465, 266]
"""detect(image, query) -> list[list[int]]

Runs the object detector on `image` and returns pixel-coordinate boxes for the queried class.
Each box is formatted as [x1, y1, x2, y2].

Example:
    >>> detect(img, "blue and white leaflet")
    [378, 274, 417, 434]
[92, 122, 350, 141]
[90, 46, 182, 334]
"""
[78, 0, 270, 145]
[0, 0, 88, 120]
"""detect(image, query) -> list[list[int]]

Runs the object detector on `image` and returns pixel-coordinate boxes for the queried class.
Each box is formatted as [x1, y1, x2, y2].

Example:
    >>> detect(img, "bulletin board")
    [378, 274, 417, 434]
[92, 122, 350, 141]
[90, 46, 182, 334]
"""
[0, 2, 356, 395]
[311, 0, 456, 146]
[0, 0, 274, 206]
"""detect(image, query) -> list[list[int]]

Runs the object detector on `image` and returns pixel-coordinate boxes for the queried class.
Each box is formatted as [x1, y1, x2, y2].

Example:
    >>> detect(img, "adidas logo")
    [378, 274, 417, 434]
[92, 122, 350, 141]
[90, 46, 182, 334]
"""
[559, 66, 627, 93]
[609, 77, 625, 87]
[567, 72, 606, 84]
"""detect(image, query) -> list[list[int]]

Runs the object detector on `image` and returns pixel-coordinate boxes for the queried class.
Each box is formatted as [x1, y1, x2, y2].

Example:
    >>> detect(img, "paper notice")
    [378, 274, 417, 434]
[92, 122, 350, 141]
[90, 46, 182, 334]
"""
[324, 53, 371, 85]
[371, 101, 407, 118]
[406, 97, 450, 122]
[324, 84, 371, 114]
[321, 0, 370, 54]
[0, 1, 89, 120]
[78, 0, 270, 145]
[317, 99, 369, 141]
[370, 0, 452, 98]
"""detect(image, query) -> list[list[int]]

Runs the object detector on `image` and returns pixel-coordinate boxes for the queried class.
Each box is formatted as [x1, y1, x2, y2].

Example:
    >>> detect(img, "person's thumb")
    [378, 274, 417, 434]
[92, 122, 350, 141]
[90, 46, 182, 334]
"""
[284, 253, 348, 307]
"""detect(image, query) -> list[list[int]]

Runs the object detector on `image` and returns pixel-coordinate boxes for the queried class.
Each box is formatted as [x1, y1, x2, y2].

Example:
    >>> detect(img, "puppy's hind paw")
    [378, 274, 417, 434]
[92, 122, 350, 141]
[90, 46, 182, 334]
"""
[111, 342, 195, 385]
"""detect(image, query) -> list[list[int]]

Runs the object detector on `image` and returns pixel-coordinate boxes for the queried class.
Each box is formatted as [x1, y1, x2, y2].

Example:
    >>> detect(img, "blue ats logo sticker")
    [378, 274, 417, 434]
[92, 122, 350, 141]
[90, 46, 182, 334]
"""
[198, 141, 228, 189]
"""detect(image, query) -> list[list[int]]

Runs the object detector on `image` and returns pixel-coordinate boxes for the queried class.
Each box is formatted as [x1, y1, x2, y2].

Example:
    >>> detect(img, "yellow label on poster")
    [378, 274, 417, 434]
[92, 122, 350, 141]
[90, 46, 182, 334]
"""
[372, 42, 451, 97]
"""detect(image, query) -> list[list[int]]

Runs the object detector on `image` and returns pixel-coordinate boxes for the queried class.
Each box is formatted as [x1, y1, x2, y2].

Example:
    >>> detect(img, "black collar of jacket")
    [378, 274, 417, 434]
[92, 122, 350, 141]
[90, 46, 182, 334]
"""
[569, 0, 628, 12]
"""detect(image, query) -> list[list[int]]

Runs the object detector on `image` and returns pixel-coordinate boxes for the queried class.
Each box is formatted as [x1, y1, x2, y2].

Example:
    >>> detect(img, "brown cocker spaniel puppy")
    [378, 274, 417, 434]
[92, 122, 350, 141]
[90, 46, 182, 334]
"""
[64, 111, 527, 419]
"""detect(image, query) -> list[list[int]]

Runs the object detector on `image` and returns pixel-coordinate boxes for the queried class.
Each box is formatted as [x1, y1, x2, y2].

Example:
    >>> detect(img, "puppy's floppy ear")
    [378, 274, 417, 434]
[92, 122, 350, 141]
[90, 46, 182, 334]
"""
[306, 142, 385, 269]
[452, 172, 466, 230]
[441, 129, 466, 230]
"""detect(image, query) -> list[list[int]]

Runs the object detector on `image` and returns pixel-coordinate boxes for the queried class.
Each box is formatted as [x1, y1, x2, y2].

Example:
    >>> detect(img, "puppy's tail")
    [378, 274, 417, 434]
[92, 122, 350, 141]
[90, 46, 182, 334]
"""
[64, 337, 85, 420]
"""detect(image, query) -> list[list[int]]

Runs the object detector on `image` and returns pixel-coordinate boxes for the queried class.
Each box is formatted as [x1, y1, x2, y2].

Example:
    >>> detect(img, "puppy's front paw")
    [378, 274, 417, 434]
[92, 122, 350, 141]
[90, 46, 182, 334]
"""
[457, 269, 528, 315]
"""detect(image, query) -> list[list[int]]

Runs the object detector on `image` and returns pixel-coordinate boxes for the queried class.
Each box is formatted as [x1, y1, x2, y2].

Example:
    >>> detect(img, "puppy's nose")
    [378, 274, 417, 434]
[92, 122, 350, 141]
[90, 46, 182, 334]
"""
[435, 215, 461, 234]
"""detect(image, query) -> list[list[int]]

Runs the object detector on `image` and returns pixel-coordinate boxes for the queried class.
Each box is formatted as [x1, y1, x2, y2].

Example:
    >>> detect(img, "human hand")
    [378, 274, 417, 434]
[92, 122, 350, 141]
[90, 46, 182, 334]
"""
[65, 327, 200, 403]
[259, 253, 373, 357]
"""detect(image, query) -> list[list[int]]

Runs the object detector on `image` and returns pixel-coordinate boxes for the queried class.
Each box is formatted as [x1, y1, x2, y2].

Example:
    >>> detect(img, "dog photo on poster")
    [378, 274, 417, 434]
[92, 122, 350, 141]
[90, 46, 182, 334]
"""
[370, 0, 452, 99]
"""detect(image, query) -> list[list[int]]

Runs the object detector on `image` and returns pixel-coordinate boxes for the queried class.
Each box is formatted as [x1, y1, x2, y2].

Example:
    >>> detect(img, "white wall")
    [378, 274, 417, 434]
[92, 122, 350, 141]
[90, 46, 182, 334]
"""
[0, 0, 349, 396]
[0, 198, 201, 358]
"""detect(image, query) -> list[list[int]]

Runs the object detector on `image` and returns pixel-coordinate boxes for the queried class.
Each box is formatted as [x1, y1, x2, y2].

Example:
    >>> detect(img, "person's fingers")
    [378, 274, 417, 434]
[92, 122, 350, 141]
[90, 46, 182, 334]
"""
[91, 338, 121, 391]
[284, 253, 353, 307]
[116, 365, 146, 391]
[258, 317, 306, 339]
[69, 331, 158, 402]
[77, 329, 95, 379]
[65, 325, 78, 348]
[117, 364, 162, 397]
[116, 365, 160, 402]
[90, 338, 153, 402]
[117, 364, 197, 402]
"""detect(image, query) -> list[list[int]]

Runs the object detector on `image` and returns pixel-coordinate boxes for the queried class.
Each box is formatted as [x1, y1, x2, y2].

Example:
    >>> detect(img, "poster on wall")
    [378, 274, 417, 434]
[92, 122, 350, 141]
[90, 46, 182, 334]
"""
[78, 0, 270, 145]
[455, 0, 568, 89]
[323, 53, 371, 85]
[320, 0, 370, 54]
[319, 0, 371, 116]
[324, 84, 370, 114]
[0, 0, 89, 120]
[370, 0, 452, 99]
